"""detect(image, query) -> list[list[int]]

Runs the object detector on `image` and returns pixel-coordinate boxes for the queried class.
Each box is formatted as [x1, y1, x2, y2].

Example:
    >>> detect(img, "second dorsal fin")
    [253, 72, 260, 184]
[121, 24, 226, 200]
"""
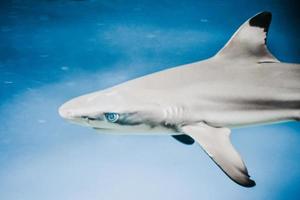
[215, 12, 279, 63]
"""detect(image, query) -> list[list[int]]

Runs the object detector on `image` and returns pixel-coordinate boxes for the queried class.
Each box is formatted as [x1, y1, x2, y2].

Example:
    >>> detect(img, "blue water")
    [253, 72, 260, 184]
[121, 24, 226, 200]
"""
[1, 0, 300, 199]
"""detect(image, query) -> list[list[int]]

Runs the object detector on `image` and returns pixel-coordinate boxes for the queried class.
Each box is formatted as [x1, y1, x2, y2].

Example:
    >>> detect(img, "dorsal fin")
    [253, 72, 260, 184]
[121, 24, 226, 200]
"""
[215, 12, 280, 63]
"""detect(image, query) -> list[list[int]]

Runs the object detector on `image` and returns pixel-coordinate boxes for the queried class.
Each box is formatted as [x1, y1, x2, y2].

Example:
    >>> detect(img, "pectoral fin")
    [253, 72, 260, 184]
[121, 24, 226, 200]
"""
[172, 134, 195, 145]
[182, 122, 255, 187]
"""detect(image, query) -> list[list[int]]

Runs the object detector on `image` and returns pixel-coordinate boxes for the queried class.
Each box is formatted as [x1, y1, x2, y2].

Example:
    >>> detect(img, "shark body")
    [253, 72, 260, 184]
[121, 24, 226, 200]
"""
[59, 12, 300, 187]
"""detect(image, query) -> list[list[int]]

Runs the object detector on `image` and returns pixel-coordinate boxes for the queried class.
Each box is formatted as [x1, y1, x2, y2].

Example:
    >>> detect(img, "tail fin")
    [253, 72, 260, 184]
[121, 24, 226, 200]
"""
[215, 12, 280, 63]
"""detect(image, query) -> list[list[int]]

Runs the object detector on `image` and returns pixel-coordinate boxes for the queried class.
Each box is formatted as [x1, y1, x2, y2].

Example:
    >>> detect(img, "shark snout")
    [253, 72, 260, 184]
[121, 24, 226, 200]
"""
[58, 100, 83, 120]
[58, 98, 99, 122]
[58, 104, 75, 120]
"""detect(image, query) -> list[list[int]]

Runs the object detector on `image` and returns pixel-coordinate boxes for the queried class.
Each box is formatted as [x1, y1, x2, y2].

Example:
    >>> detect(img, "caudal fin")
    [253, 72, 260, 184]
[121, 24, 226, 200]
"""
[215, 12, 280, 63]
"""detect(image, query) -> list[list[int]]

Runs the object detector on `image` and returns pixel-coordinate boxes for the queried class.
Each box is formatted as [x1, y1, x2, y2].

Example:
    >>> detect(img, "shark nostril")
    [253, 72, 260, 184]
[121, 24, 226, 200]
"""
[81, 116, 97, 121]
[82, 116, 91, 120]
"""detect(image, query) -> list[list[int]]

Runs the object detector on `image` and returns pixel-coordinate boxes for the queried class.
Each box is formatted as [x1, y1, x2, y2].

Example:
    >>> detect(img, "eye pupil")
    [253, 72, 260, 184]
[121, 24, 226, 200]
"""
[105, 113, 119, 123]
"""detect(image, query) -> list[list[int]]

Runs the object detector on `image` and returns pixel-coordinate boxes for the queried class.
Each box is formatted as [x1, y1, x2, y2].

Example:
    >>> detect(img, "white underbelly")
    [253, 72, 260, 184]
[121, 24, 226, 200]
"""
[182, 83, 300, 128]
[94, 124, 175, 135]
[200, 109, 297, 128]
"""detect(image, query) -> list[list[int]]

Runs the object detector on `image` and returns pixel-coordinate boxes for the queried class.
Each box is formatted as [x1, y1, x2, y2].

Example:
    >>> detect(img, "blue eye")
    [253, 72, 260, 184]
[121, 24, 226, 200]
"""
[104, 113, 119, 123]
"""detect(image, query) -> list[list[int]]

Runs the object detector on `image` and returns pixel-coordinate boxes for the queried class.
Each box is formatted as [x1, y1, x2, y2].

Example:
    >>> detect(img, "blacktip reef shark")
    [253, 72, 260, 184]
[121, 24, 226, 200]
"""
[59, 12, 300, 187]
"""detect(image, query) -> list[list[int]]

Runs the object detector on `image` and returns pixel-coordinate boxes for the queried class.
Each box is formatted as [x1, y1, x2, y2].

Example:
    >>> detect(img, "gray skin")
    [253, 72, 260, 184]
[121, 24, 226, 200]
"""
[59, 12, 300, 187]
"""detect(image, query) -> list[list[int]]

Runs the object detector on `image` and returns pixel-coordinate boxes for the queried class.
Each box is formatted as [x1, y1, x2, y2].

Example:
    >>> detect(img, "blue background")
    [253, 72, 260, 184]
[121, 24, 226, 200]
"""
[1, 0, 300, 199]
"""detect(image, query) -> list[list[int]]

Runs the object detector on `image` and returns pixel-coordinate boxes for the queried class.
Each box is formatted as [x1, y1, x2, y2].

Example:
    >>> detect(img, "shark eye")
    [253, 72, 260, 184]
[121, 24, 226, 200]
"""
[104, 113, 119, 123]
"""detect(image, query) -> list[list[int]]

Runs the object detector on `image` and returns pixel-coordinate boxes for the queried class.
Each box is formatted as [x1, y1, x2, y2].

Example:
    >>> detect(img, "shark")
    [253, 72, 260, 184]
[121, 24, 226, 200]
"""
[59, 12, 300, 187]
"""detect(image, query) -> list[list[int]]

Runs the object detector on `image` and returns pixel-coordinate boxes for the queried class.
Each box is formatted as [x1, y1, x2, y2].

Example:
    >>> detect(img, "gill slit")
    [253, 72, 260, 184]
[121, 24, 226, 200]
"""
[163, 105, 184, 126]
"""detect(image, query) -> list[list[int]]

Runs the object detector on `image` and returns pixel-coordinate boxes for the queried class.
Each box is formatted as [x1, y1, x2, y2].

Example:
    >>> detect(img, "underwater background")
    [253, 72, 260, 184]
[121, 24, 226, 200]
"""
[1, 0, 300, 199]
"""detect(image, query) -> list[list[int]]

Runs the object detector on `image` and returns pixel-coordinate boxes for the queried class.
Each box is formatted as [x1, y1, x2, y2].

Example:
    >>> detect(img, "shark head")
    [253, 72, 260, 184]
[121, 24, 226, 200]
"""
[59, 86, 176, 134]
